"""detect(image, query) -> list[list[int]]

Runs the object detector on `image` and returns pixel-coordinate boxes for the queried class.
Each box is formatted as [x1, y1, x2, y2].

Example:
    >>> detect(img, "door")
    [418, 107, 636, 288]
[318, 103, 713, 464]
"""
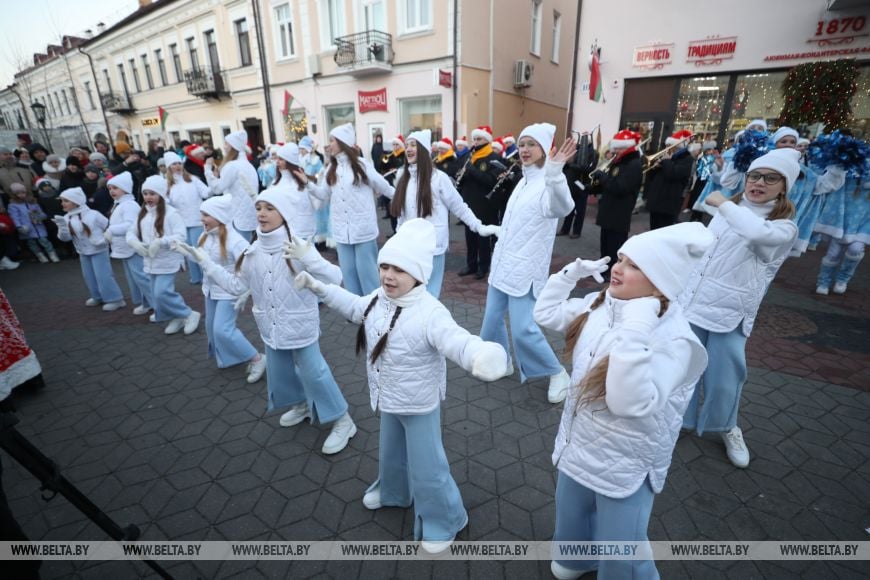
[620, 115, 671, 155]
[242, 118, 264, 154]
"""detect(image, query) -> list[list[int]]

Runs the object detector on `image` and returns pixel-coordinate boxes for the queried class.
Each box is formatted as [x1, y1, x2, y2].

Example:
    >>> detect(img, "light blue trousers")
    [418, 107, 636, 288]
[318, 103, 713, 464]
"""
[185, 226, 205, 284]
[682, 324, 747, 434]
[150, 273, 192, 322]
[426, 252, 447, 298]
[264, 342, 347, 423]
[480, 285, 562, 382]
[553, 471, 658, 579]
[817, 239, 865, 288]
[121, 254, 151, 308]
[205, 297, 257, 368]
[369, 407, 467, 542]
[80, 250, 123, 303]
[336, 240, 380, 296]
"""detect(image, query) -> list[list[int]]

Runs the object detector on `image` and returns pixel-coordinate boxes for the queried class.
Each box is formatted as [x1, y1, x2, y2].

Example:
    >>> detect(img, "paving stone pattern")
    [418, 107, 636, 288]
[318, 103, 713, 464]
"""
[0, 209, 868, 579]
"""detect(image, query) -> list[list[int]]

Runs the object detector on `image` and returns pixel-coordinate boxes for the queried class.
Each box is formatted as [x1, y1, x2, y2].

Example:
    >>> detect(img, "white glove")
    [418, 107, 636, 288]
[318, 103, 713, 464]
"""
[470, 342, 508, 382]
[283, 235, 313, 261]
[51, 216, 66, 227]
[171, 240, 193, 259]
[103, 229, 113, 243]
[234, 289, 252, 312]
[477, 224, 501, 238]
[563, 256, 610, 283]
[129, 239, 149, 257]
[148, 238, 162, 258]
[620, 296, 662, 334]
[176, 242, 210, 265]
[545, 159, 565, 180]
[293, 271, 327, 297]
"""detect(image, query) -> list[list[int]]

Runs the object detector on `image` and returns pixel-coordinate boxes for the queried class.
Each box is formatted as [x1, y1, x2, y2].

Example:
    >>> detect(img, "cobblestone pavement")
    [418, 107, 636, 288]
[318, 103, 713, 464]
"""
[1, 204, 868, 579]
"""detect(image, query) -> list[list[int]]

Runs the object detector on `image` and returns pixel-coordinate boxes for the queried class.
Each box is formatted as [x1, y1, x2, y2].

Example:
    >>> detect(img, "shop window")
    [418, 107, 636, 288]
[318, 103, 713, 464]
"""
[188, 129, 213, 148]
[848, 66, 869, 140]
[324, 104, 355, 137]
[675, 76, 729, 141]
[399, 95, 442, 142]
[286, 110, 308, 143]
[727, 71, 787, 133]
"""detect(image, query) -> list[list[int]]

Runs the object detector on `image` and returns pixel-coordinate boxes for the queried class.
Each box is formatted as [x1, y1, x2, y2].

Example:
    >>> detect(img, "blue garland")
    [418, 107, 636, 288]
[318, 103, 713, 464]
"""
[732, 130, 771, 172]
[807, 130, 870, 179]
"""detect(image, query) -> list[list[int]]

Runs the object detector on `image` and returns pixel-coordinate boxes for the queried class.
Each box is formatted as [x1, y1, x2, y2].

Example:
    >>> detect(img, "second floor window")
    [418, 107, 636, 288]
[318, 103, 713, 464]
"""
[235, 19, 252, 66]
[83, 81, 96, 109]
[403, 0, 431, 33]
[274, 3, 295, 59]
[142, 54, 154, 89]
[129, 59, 141, 92]
[321, 0, 345, 47]
[205, 30, 221, 71]
[186, 38, 199, 70]
[169, 44, 182, 81]
[102, 69, 112, 93]
[155, 49, 168, 85]
[530, 0, 542, 56]
[551, 11, 561, 63]
[117, 63, 130, 96]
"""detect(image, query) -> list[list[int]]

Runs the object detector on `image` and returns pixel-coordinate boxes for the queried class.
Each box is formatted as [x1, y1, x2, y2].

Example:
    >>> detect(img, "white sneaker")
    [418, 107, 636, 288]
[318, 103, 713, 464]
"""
[101, 300, 126, 312]
[420, 513, 468, 554]
[362, 487, 382, 510]
[832, 282, 847, 294]
[815, 285, 829, 296]
[0, 257, 19, 270]
[149, 313, 157, 323]
[321, 413, 356, 454]
[183, 311, 201, 335]
[551, 560, 594, 579]
[48, 251, 60, 263]
[164, 318, 185, 335]
[36, 253, 49, 263]
[246, 354, 267, 384]
[85, 298, 101, 307]
[721, 426, 750, 468]
[279, 403, 310, 427]
[547, 368, 571, 404]
[132, 305, 151, 315]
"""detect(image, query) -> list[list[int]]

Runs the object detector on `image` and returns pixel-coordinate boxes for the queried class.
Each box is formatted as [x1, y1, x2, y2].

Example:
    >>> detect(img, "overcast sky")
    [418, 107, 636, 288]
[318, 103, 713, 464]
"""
[0, 0, 139, 87]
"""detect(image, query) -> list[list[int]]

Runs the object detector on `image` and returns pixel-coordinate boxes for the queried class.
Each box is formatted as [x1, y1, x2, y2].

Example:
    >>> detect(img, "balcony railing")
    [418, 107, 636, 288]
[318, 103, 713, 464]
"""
[333, 30, 393, 76]
[101, 92, 134, 114]
[184, 67, 227, 98]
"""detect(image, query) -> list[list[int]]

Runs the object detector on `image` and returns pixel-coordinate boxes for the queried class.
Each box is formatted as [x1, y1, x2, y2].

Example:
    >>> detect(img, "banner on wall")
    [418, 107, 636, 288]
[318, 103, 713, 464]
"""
[632, 43, 674, 70]
[358, 88, 388, 114]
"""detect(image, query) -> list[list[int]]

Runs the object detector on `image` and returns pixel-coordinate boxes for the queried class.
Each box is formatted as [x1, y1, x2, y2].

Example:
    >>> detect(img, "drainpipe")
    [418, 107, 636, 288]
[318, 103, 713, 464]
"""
[251, 0, 276, 143]
[452, 0, 458, 139]
[565, 0, 583, 139]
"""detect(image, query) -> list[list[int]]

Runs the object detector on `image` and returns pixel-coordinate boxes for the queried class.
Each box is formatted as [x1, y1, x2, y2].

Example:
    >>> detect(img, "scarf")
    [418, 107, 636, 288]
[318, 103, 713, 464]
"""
[435, 150, 455, 164]
[256, 224, 289, 254]
[381, 283, 427, 308]
[471, 144, 494, 164]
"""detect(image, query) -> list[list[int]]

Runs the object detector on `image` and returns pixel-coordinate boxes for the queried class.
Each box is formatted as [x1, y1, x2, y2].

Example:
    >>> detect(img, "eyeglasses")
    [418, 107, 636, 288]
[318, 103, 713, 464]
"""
[745, 171, 784, 185]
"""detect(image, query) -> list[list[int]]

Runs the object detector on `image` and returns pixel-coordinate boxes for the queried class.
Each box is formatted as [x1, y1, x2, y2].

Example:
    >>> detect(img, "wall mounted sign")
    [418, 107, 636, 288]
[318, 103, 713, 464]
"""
[439, 69, 452, 88]
[141, 118, 160, 127]
[687, 36, 738, 66]
[358, 88, 388, 114]
[809, 16, 868, 46]
[632, 43, 674, 70]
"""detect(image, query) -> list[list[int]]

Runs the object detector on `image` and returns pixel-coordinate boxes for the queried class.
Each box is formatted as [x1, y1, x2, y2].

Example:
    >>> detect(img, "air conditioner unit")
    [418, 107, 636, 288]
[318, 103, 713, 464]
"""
[308, 54, 321, 77]
[514, 59, 533, 88]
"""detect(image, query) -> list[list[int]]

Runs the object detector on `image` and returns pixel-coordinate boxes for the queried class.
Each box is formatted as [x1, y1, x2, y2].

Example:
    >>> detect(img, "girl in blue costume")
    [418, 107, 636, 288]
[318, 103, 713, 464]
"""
[814, 175, 869, 295]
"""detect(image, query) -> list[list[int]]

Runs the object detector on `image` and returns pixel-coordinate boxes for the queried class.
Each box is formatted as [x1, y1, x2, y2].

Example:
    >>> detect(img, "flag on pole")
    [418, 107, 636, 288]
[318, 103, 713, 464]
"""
[282, 90, 293, 118]
[589, 45, 603, 103]
[158, 106, 168, 130]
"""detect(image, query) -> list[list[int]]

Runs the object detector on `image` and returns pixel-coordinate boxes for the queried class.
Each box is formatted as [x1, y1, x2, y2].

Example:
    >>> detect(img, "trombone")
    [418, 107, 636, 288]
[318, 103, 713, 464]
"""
[592, 137, 651, 178]
[642, 133, 697, 174]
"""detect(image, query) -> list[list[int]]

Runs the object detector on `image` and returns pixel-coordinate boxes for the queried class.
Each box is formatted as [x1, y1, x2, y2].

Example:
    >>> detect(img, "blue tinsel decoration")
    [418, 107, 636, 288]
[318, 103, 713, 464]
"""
[732, 130, 771, 172]
[807, 130, 870, 179]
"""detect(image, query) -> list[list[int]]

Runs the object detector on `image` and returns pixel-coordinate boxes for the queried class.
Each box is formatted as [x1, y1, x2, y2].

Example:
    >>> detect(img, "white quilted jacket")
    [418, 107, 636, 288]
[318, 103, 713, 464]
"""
[534, 273, 707, 498]
[201, 229, 250, 301]
[322, 284, 493, 414]
[168, 176, 211, 227]
[58, 208, 110, 256]
[125, 205, 186, 274]
[387, 165, 482, 254]
[309, 153, 393, 244]
[266, 171, 317, 239]
[107, 196, 141, 259]
[205, 227, 341, 349]
[489, 162, 574, 297]
[680, 198, 797, 336]
[205, 158, 259, 232]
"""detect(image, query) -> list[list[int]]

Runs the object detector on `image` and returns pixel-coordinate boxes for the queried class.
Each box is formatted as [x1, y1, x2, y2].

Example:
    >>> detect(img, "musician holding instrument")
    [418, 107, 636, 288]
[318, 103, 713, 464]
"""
[457, 126, 502, 279]
[557, 131, 598, 238]
[589, 129, 644, 279]
[433, 137, 462, 181]
[381, 135, 406, 233]
[643, 129, 695, 230]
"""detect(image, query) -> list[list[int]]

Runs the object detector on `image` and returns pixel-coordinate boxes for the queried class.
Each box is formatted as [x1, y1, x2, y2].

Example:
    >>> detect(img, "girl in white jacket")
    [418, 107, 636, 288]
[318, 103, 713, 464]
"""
[105, 172, 152, 315]
[294, 218, 507, 554]
[680, 148, 800, 469]
[55, 187, 126, 311]
[479, 123, 576, 404]
[165, 151, 211, 284]
[308, 123, 394, 296]
[180, 189, 355, 455]
[205, 130, 258, 240]
[126, 175, 201, 336]
[534, 223, 712, 580]
[383, 129, 499, 297]
[269, 142, 317, 240]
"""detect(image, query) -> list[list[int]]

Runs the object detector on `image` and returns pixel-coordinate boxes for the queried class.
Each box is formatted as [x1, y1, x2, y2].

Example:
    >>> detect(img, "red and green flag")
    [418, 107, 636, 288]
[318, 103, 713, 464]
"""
[282, 90, 293, 118]
[158, 106, 169, 130]
[589, 46, 602, 102]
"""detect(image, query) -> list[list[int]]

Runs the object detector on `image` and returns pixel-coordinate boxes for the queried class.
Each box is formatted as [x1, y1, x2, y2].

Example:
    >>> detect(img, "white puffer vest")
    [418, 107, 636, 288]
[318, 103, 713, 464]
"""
[59, 208, 109, 256]
[265, 171, 317, 239]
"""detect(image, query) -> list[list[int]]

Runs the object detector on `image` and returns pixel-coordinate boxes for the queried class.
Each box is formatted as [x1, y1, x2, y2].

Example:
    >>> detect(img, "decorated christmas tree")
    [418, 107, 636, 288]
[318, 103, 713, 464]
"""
[778, 59, 860, 130]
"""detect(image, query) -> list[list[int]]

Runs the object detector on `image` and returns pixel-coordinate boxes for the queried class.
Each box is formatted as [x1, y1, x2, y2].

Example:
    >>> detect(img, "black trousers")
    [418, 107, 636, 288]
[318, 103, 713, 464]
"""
[649, 211, 677, 230]
[688, 179, 707, 222]
[0, 456, 42, 579]
[559, 190, 589, 236]
[465, 225, 492, 273]
[600, 228, 628, 277]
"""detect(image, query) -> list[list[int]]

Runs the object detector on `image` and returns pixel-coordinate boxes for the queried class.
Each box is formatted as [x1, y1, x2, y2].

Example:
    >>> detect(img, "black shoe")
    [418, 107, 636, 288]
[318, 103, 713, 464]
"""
[458, 267, 476, 277]
[569, 233, 581, 239]
[475, 269, 488, 280]
[556, 231, 569, 237]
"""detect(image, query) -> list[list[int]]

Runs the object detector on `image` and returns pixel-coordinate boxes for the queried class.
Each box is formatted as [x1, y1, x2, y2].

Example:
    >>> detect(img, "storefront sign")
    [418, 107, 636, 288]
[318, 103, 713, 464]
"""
[141, 118, 160, 127]
[763, 45, 870, 62]
[358, 88, 388, 114]
[632, 43, 673, 70]
[810, 16, 868, 46]
[687, 36, 737, 66]
[439, 69, 452, 88]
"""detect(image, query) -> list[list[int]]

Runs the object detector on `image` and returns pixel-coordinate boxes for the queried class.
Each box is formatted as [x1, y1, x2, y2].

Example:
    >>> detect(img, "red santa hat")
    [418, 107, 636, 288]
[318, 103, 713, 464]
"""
[491, 138, 504, 153]
[470, 125, 493, 143]
[610, 129, 640, 150]
[434, 137, 453, 151]
[455, 136, 468, 147]
[666, 129, 694, 147]
[391, 134, 405, 147]
[184, 143, 206, 158]
[502, 134, 515, 146]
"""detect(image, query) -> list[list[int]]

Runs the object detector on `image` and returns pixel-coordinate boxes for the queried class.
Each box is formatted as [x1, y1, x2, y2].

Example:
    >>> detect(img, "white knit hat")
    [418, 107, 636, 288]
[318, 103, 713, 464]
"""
[797, 137, 810, 147]
[142, 175, 168, 199]
[163, 151, 183, 167]
[60, 187, 86, 208]
[330, 123, 356, 147]
[107, 171, 133, 194]
[771, 126, 799, 146]
[256, 189, 294, 229]
[378, 218, 436, 284]
[225, 130, 248, 153]
[407, 129, 431, 153]
[747, 148, 802, 194]
[519, 123, 556, 155]
[277, 142, 301, 166]
[747, 119, 768, 132]
[618, 222, 715, 301]
[200, 194, 235, 225]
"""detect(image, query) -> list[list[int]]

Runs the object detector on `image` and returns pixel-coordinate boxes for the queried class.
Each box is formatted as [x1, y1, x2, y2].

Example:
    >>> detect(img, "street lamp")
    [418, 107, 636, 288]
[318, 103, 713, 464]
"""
[30, 101, 52, 152]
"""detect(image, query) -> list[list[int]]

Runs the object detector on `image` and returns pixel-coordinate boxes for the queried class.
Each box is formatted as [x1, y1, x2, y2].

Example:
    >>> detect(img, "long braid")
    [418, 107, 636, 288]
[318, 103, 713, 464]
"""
[563, 289, 607, 361]
[370, 305, 402, 363]
[355, 296, 380, 356]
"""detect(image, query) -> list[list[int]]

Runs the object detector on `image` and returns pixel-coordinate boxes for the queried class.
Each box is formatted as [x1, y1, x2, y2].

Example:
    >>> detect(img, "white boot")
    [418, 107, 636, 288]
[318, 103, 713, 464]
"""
[246, 354, 267, 383]
[102, 300, 126, 312]
[164, 318, 185, 334]
[421, 513, 468, 554]
[132, 305, 151, 315]
[362, 486, 382, 510]
[85, 298, 101, 307]
[547, 368, 571, 404]
[183, 311, 201, 335]
[279, 403, 310, 427]
[721, 426, 750, 468]
[47, 250, 60, 263]
[0, 257, 19, 270]
[322, 413, 356, 454]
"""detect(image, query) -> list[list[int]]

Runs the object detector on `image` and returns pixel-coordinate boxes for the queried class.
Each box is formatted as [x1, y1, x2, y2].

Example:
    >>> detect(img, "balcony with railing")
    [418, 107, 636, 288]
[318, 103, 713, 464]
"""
[184, 67, 228, 99]
[333, 30, 393, 77]
[101, 92, 134, 114]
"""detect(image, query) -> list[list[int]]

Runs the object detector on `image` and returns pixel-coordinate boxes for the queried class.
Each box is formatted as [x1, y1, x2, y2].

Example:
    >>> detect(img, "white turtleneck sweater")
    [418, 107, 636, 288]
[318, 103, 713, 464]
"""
[263, 170, 317, 239]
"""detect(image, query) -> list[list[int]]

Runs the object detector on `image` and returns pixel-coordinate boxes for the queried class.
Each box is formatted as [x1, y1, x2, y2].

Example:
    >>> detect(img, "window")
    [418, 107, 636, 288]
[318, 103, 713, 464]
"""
[402, 0, 431, 33]
[169, 130, 181, 146]
[64, 88, 76, 113]
[551, 11, 561, 63]
[142, 54, 154, 89]
[205, 30, 222, 71]
[234, 20, 252, 67]
[530, 0, 542, 56]
[129, 59, 141, 92]
[186, 37, 199, 69]
[675, 76, 729, 138]
[102, 69, 112, 93]
[363, 0, 387, 31]
[169, 43, 182, 81]
[320, 0, 345, 48]
[84, 81, 96, 109]
[55, 92, 66, 116]
[155, 49, 168, 86]
[274, 3, 296, 59]
[188, 128, 213, 148]
[16, 110, 24, 130]
[399, 95, 442, 141]
[324, 103, 355, 136]
[118, 63, 130, 96]
[728, 72, 788, 135]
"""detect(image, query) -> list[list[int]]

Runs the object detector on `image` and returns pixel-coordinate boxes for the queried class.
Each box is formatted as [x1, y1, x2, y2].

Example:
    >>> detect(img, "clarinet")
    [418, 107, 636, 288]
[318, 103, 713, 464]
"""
[453, 156, 472, 187]
[485, 158, 521, 199]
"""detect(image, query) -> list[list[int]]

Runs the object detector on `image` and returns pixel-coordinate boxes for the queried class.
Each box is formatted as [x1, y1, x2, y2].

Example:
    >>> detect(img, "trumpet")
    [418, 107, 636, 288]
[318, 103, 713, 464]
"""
[642, 134, 697, 174]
